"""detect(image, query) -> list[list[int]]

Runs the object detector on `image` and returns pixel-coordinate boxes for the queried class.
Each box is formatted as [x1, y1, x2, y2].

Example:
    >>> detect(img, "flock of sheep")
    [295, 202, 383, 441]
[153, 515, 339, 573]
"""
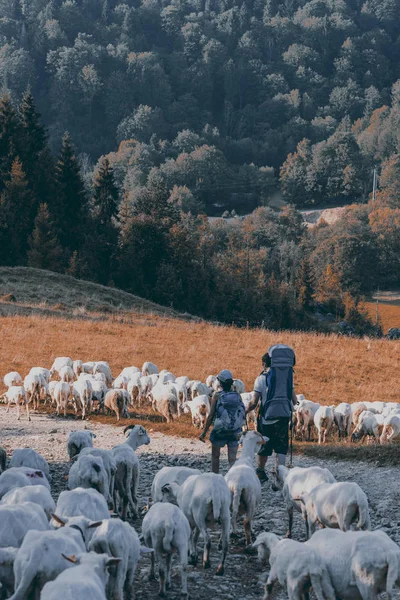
[0, 357, 400, 599]
[2, 356, 400, 445]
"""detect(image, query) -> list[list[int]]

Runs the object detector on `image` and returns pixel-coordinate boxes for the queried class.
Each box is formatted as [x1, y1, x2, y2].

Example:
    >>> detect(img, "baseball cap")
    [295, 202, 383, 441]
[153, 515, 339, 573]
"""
[217, 369, 233, 382]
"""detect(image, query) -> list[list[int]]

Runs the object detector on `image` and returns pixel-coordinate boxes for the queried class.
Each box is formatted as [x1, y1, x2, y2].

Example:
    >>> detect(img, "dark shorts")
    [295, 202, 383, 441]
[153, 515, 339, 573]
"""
[210, 429, 240, 449]
[258, 418, 289, 457]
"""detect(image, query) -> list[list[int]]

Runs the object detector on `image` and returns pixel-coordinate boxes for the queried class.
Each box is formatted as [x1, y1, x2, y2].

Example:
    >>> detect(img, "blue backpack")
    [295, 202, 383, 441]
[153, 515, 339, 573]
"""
[260, 344, 295, 420]
[213, 390, 246, 434]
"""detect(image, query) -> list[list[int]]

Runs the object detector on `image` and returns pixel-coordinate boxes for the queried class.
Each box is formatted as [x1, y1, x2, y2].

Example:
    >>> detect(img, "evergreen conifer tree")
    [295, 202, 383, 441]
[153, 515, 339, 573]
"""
[55, 132, 88, 253]
[0, 94, 21, 189]
[28, 203, 63, 271]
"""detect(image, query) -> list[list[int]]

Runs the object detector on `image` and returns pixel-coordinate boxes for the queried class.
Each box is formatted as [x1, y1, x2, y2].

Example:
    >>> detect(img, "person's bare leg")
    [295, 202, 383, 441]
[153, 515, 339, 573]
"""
[256, 455, 268, 482]
[227, 445, 238, 468]
[211, 444, 221, 474]
[257, 455, 268, 470]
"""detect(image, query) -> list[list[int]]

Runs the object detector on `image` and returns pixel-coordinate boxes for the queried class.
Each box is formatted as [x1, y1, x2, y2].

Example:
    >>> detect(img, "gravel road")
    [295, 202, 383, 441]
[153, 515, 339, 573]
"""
[1, 407, 400, 600]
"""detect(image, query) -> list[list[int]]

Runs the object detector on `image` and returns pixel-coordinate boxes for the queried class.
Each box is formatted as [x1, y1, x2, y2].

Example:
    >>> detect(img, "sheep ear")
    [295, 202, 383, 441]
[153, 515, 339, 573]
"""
[123, 425, 134, 435]
[52, 514, 66, 526]
[140, 546, 154, 554]
[88, 520, 103, 529]
[91, 433, 96, 438]
[106, 558, 122, 566]
[62, 554, 77, 564]
[35, 471, 44, 478]
[161, 484, 171, 494]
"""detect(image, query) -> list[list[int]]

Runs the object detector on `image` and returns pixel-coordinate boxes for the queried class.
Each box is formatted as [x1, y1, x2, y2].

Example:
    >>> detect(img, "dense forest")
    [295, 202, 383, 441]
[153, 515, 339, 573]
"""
[1, 0, 400, 210]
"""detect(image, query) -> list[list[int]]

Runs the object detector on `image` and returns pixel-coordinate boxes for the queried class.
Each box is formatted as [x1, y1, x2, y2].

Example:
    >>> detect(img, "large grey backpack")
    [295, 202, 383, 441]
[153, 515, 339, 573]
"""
[260, 344, 295, 420]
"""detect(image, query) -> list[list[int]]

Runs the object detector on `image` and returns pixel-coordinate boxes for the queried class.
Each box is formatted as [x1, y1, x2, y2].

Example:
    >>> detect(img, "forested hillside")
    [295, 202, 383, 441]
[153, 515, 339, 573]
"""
[1, 0, 400, 209]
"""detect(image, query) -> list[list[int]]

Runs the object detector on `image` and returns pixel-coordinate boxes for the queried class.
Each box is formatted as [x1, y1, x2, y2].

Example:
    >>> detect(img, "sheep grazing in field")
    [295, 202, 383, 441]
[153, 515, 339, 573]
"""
[241, 392, 256, 430]
[142, 361, 159, 377]
[54, 381, 72, 417]
[151, 466, 202, 503]
[119, 366, 141, 380]
[10, 515, 102, 599]
[161, 473, 231, 576]
[150, 382, 178, 423]
[271, 465, 336, 538]
[351, 410, 385, 443]
[89, 518, 147, 600]
[68, 454, 108, 501]
[294, 398, 321, 441]
[59, 365, 75, 384]
[0, 502, 50, 547]
[9, 448, 50, 479]
[380, 413, 400, 444]
[253, 532, 335, 600]
[79, 448, 117, 508]
[2, 386, 30, 421]
[127, 373, 142, 406]
[0, 470, 33, 500]
[1, 484, 56, 519]
[7, 466, 50, 490]
[142, 502, 190, 598]
[183, 395, 210, 428]
[23, 373, 42, 410]
[72, 376, 93, 419]
[314, 405, 335, 444]
[113, 375, 129, 390]
[82, 361, 95, 374]
[72, 359, 83, 378]
[93, 361, 113, 386]
[54, 488, 110, 522]
[3, 371, 23, 388]
[306, 529, 400, 600]
[189, 380, 209, 399]
[206, 375, 217, 389]
[298, 481, 371, 536]
[50, 357, 73, 378]
[351, 402, 368, 426]
[40, 552, 121, 600]
[104, 389, 128, 421]
[0, 447, 6, 473]
[334, 402, 352, 439]
[29, 366, 51, 384]
[158, 370, 176, 384]
[67, 430, 96, 460]
[224, 431, 264, 546]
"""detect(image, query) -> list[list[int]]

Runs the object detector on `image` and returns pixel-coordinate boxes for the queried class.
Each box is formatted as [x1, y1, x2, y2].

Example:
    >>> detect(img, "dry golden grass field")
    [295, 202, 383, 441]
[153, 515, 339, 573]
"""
[365, 294, 400, 333]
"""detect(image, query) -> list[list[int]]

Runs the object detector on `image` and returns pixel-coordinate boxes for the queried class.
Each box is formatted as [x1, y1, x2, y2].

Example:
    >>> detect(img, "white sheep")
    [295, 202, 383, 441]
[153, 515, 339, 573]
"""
[29, 366, 50, 384]
[4, 466, 50, 490]
[306, 528, 400, 600]
[83, 361, 96, 374]
[54, 488, 110, 522]
[161, 473, 231, 575]
[333, 402, 352, 439]
[175, 375, 189, 387]
[24, 374, 41, 408]
[300, 481, 370, 536]
[142, 502, 191, 598]
[351, 402, 368, 426]
[142, 361, 159, 376]
[9, 448, 50, 479]
[72, 377, 93, 419]
[119, 366, 141, 379]
[190, 380, 210, 398]
[10, 515, 102, 599]
[59, 365, 75, 384]
[150, 382, 178, 422]
[183, 395, 210, 428]
[68, 454, 108, 501]
[232, 379, 245, 394]
[253, 532, 335, 600]
[40, 552, 120, 600]
[351, 410, 385, 443]
[47, 380, 58, 406]
[314, 405, 335, 444]
[3, 386, 30, 421]
[271, 465, 336, 538]
[170, 381, 187, 411]
[224, 431, 264, 546]
[93, 361, 113, 386]
[241, 392, 256, 430]
[104, 389, 128, 421]
[72, 359, 83, 378]
[1, 484, 56, 519]
[113, 375, 129, 390]
[380, 413, 400, 444]
[0, 502, 50, 547]
[3, 371, 23, 388]
[89, 518, 145, 600]
[294, 399, 320, 441]
[151, 466, 202, 503]
[206, 375, 217, 388]
[126, 373, 142, 407]
[158, 370, 176, 384]
[79, 448, 117, 507]
[0, 470, 32, 500]
[67, 430, 96, 460]
[54, 381, 72, 417]
[0, 547, 18, 598]
[91, 379, 108, 412]
[50, 357, 73, 378]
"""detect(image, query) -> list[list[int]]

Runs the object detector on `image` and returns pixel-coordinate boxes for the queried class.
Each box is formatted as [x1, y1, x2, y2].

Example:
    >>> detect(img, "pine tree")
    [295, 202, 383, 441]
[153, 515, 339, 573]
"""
[19, 90, 47, 160]
[0, 94, 21, 189]
[28, 203, 63, 271]
[92, 158, 119, 224]
[296, 257, 313, 310]
[0, 157, 34, 265]
[55, 132, 88, 252]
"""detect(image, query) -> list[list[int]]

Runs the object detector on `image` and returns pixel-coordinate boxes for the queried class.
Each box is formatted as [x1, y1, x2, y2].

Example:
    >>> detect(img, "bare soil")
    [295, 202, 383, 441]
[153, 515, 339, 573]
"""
[1, 407, 400, 600]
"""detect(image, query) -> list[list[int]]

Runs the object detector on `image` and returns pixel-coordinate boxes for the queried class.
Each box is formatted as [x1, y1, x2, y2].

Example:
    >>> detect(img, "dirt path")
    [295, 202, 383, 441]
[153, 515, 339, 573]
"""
[1, 407, 400, 600]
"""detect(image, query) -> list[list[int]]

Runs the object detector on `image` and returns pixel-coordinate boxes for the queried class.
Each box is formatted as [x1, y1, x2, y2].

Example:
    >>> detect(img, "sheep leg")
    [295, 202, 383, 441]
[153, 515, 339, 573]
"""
[158, 552, 167, 597]
[124, 562, 137, 600]
[25, 401, 30, 421]
[165, 553, 172, 590]
[244, 516, 252, 547]
[113, 558, 126, 600]
[178, 537, 189, 598]
[149, 551, 156, 580]
[286, 506, 294, 538]
[263, 568, 278, 600]
[355, 581, 379, 600]
[130, 466, 139, 518]
[201, 526, 211, 569]
[189, 527, 200, 566]
[216, 510, 230, 576]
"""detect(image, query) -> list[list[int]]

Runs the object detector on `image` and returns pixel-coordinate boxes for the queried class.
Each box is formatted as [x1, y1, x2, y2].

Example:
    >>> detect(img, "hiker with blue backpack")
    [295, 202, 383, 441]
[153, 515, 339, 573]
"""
[246, 344, 298, 483]
[199, 369, 246, 474]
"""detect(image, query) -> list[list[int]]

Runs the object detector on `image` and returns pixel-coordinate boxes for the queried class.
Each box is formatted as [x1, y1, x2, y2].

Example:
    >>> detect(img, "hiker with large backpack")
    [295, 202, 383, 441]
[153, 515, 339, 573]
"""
[246, 345, 298, 483]
[199, 369, 246, 474]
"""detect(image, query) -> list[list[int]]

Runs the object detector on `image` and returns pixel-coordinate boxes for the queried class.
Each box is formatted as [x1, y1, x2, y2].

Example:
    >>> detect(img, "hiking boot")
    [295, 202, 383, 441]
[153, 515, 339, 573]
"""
[256, 468, 268, 483]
